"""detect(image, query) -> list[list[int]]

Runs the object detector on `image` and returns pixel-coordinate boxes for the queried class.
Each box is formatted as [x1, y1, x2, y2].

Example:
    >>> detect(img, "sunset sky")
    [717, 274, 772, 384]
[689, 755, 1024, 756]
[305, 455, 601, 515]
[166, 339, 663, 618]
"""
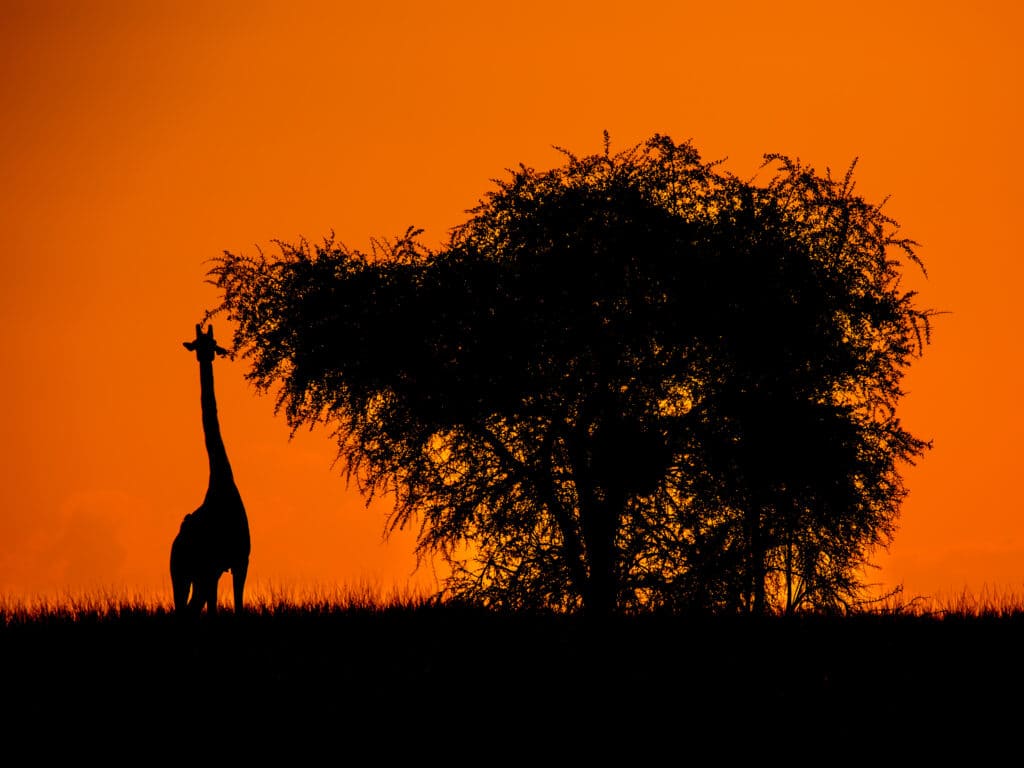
[1, 1, 1021, 606]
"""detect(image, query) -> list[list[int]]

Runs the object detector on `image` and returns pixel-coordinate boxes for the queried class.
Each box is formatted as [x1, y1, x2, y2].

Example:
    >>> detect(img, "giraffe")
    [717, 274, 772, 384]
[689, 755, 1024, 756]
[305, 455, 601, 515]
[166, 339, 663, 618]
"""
[170, 323, 251, 616]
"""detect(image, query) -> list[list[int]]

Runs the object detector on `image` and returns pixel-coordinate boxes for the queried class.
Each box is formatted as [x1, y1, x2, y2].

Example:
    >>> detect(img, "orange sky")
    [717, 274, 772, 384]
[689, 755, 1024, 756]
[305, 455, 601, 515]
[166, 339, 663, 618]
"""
[1, 1, 1021, 607]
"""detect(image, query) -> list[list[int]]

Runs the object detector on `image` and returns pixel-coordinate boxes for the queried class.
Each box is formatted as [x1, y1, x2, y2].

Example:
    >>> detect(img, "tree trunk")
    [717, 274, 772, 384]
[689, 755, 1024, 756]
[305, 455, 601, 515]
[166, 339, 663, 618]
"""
[581, 489, 623, 618]
[745, 503, 767, 615]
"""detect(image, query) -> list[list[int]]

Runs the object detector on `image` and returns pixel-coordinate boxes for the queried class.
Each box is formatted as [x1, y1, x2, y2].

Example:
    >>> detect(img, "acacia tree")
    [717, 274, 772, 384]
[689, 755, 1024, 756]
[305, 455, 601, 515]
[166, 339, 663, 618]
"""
[208, 134, 933, 616]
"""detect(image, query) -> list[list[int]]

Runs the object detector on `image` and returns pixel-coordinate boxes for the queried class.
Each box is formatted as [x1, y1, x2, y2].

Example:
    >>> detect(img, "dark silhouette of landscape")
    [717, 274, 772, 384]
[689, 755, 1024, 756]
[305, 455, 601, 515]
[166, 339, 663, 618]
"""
[1, 595, 1020, 759]
[5, 136, 981, 757]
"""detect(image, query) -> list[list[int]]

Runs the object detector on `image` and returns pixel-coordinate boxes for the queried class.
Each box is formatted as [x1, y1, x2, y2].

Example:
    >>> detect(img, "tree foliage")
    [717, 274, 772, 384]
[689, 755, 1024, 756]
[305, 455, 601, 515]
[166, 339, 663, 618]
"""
[208, 134, 933, 616]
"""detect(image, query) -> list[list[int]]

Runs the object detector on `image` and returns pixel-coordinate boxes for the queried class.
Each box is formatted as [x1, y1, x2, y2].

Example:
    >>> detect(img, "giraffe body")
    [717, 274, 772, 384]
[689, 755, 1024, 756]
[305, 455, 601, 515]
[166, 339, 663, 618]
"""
[170, 323, 251, 615]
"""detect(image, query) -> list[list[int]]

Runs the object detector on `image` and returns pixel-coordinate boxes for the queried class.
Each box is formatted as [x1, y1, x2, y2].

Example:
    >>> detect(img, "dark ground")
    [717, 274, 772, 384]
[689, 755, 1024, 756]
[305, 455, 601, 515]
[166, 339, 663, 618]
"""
[1, 606, 1020, 762]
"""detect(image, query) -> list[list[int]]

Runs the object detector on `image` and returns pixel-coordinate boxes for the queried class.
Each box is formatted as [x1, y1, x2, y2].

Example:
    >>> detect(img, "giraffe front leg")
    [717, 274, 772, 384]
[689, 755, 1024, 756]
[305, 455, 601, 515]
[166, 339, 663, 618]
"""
[232, 560, 248, 614]
[172, 576, 192, 614]
[170, 514, 199, 615]
[205, 578, 219, 616]
[186, 580, 206, 616]
[191, 572, 218, 616]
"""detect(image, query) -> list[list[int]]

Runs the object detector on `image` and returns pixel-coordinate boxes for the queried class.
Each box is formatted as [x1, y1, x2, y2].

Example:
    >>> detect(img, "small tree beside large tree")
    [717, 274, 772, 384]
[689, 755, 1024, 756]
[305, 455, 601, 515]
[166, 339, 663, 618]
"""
[208, 134, 933, 616]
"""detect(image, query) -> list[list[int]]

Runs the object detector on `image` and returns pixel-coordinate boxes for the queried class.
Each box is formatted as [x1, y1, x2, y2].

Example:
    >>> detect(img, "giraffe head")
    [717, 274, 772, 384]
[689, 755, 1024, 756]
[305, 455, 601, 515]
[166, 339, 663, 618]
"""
[183, 323, 229, 362]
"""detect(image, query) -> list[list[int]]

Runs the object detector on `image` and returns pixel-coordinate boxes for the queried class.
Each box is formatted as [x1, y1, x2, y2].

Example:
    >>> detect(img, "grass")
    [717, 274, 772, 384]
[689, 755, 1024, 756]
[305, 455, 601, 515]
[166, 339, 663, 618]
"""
[0, 578, 433, 623]
[5, 581, 1024, 622]
[2, 584, 1022, 759]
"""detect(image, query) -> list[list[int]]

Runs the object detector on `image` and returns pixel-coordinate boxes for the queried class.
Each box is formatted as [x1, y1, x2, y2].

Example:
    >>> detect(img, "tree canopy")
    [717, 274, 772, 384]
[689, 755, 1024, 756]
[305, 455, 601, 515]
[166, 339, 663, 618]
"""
[208, 134, 933, 616]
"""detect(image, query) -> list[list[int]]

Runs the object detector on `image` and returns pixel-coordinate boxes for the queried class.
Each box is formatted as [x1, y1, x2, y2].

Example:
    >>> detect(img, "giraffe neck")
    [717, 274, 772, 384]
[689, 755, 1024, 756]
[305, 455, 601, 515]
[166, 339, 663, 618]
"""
[198, 357, 235, 491]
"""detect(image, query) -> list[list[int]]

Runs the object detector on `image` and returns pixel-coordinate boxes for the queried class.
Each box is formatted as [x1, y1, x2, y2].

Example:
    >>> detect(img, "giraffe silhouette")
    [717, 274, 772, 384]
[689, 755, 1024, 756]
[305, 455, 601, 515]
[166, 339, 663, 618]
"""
[170, 323, 251, 615]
